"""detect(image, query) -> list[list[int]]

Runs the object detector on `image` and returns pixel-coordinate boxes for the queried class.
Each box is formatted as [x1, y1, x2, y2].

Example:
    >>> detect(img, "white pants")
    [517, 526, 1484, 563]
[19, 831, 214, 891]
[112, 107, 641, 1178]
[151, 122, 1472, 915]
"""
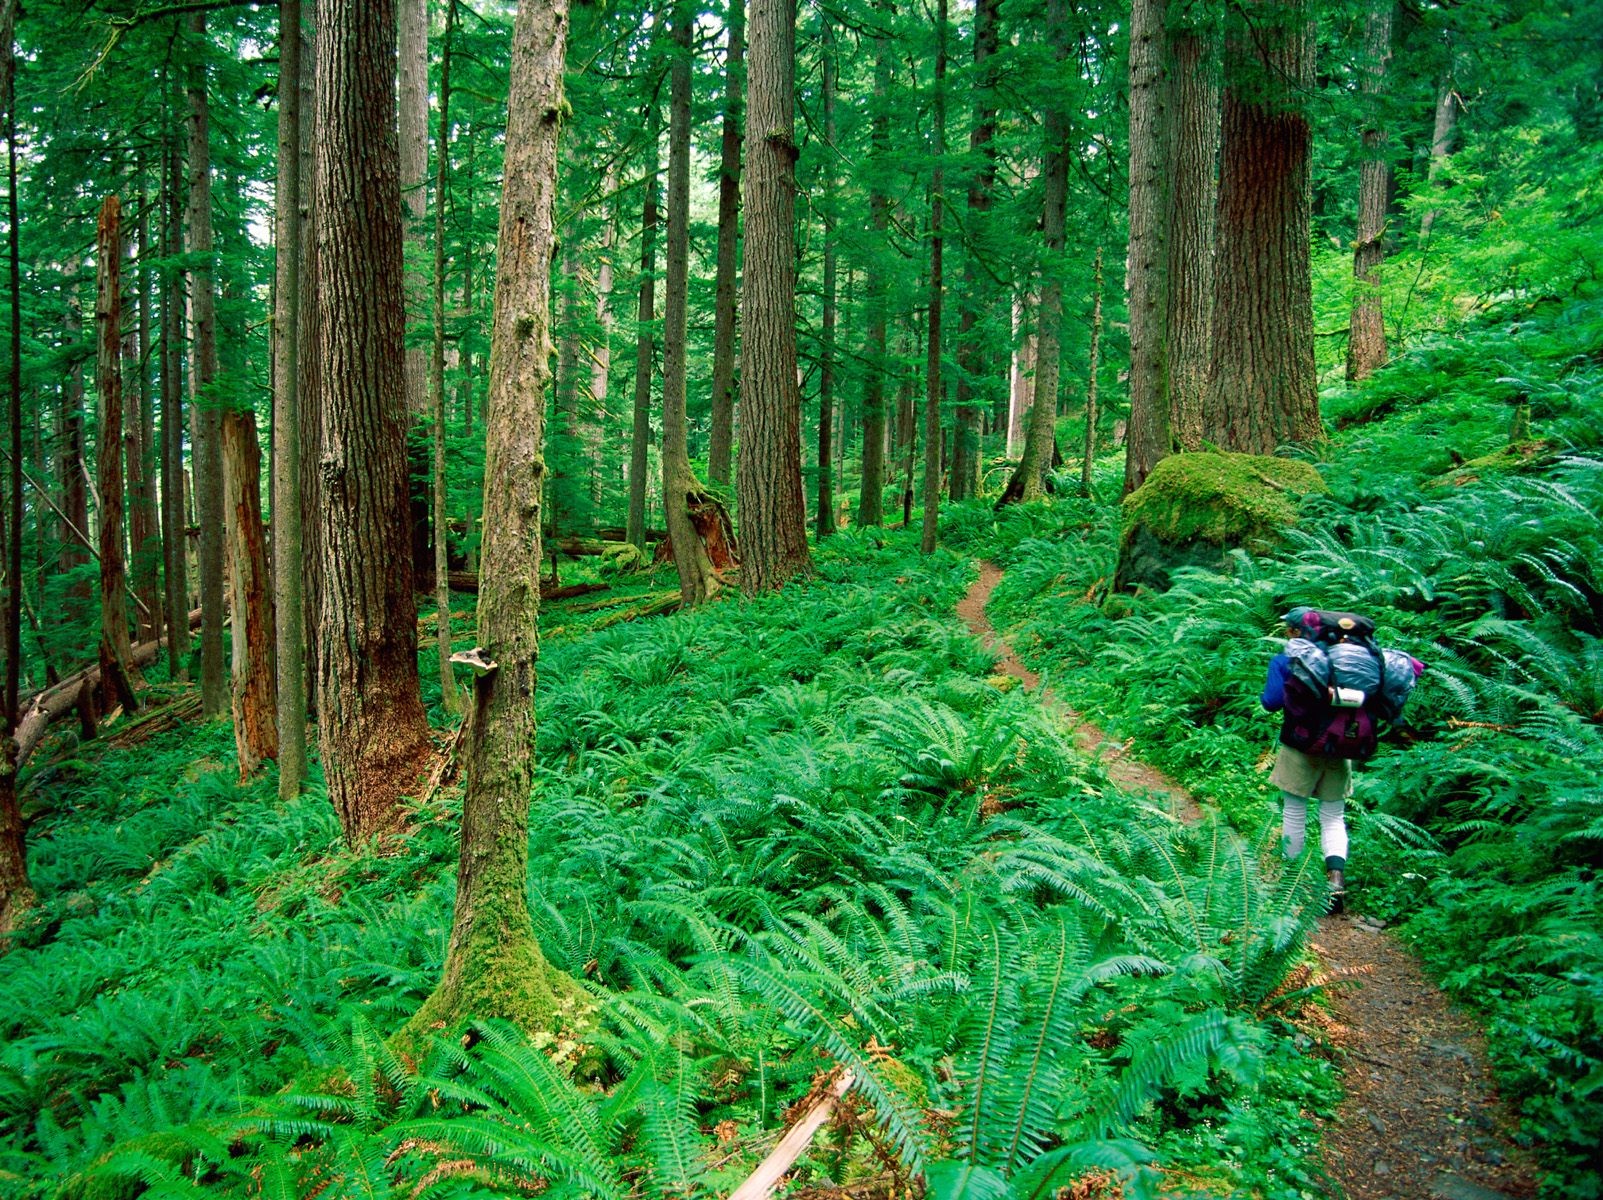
[1281, 791, 1349, 867]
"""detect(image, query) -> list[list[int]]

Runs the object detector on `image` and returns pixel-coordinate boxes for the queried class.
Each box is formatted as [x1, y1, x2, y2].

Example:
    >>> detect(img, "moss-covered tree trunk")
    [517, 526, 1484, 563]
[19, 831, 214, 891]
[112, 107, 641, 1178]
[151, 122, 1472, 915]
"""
[1346, 0, 1392, 383]
[919, 0, 946, 555]
[996, 0, 1067, 509]
[96, 196, 139, 716]
[405, 0, 587, 1042]
[626, 117, 659, 554]
[855, 17, 890, 529]
[662, 1, 725, 605]
[707, 0, 743, 490]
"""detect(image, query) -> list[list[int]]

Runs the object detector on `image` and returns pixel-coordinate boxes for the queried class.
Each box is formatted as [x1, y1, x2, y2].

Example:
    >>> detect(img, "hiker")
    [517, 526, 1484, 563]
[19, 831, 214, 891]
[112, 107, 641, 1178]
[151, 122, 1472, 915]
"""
[1261, 607, 1425, 911]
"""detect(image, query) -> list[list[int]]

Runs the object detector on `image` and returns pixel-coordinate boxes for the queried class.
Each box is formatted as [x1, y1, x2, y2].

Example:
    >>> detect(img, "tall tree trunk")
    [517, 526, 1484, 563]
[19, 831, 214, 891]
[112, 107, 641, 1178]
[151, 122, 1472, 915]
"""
[589, 168, 615, 511]
[160, 119, 188, 680]
[1, 0, 31, 938]
[222, 408, 277, 775]
[399, 0, 431, 583]
[996, 0, 1068, 508]
[1006, 295, 1032, 459]
[314, 0, 432, 846]
[1203, 0, 1319, 454]
[274, 0, 307, 796]
[1081, 245, 1102, 493]
[1165, 24, 1218, 453]
[1346, 0, 1392, 382]
[855, 19, 890, 528]
[129, 189, 161, 642]
[96, 197, 139, 715]
[552, 239, 584, 535]
[187, 15, 226, 718]
[298, 0, 323, 718]
[738, 0, 812, 591]
[663, 1, 725, 605]
[920, 0, 946, 554]
[403, 0, 588, 1041]
[1123, 0, 1170, 496]
[1420, 68, 1457, 238]
[949, 0, 997, 502]
[62, 305, 91, 623]
[707, 0, 744, 488]
[433, 0, 460, 716]
[815, 19, 836, 542]
[626, 116, 660, 553]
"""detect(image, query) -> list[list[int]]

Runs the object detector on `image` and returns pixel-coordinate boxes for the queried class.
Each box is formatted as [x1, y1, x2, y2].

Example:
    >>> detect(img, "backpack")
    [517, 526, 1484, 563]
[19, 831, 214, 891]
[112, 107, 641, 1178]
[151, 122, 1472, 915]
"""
[1278, 610, 1422, 760]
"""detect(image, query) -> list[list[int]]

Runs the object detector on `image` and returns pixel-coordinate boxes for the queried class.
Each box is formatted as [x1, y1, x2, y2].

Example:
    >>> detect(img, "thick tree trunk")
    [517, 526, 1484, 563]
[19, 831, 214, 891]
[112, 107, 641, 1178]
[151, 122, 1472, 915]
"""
[433, 0, 460, 717]
[1165, 26, 1219, 453]
[314, 0, 432, 846]
[663, 2, 725, 605]
[949, 0, 998, 502]
[626, 120, 659, 552]
[996, 0, 1068, 508]
[222, 410, 277, 776]
[707, 0, 744, 488]
[920, 0, 946, 554]
[1081, 246, 1102, 493]
[274, 0, 307, 796]
[96, 198, 139, 716]
[1123, 0, 1170, 496]
[187, 17, 226, 719]
[1203, 0, 1319, 454]
[403, 0, 589, 1042]
[815, 20, 836, 542]
[160, 124, 188, 680]
[1346, 0, 1392, 383]
[737, 0, 812, 593]
[399, 0, 431, 585]
[855, 24, 890, 528]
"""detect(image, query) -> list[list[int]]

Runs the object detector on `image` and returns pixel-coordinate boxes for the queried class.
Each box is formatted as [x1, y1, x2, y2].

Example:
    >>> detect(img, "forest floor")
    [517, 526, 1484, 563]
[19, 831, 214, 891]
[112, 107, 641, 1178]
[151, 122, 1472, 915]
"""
[958, 561, 1541, 1200]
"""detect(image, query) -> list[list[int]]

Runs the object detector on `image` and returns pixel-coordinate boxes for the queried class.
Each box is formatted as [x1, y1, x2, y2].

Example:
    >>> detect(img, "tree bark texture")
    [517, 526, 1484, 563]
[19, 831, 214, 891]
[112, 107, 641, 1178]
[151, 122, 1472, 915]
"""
[1123, 0, 1171, 496]
[949, 0, 998, 502]
[1420, 70, 1457, 238]
[855, 23, 891, 528]
[160, 124, 188, 679]
[737, 0, 812, 593]
[920, 0, 946, 555]
[1165, 26, 1219, 453]
[1346, 0, 1392, 383]
[552, 239, 584, 535]
[274, 0, 307, 796]
[815, 19, 836, 542]
[433, 0, 460, 717]
[707, 0, 744, 488]
[96, 197, 139, 716]
[1203, 0, 1320, 455]
[399, 0, 429, 420]
[405, 0, 590, 1041]
[314, 0, 432, 846]
[996, 0, 1068, 508]
[222, 409, 278, 776]
[187, 16, 226, 719]
[626, 121, 659, 552]
[663, 3, 725, 605]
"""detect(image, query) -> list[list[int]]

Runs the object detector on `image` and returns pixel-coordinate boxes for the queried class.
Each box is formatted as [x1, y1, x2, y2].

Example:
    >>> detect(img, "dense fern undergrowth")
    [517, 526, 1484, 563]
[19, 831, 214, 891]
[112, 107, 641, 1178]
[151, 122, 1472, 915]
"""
[2, 527, 1350, 1196]
[988, 293, 1603, 1196]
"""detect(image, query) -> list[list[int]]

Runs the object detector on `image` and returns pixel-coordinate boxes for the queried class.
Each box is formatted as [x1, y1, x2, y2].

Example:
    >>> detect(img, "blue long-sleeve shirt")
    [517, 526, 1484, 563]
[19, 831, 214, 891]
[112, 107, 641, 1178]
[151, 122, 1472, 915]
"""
[1261, 653, 1291, 712]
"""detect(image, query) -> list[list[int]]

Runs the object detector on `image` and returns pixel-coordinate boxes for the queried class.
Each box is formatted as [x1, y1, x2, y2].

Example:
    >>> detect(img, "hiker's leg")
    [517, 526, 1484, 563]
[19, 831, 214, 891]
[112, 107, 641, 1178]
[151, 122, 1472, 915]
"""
[1317, 797, 1348, 871]
[1281, 792, 1311, 859]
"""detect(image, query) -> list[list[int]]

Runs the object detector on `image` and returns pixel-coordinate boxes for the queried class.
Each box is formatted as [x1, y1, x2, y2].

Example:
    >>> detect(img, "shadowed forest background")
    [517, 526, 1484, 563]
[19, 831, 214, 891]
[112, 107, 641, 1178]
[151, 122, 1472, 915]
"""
[0, 0, 1599, 1195]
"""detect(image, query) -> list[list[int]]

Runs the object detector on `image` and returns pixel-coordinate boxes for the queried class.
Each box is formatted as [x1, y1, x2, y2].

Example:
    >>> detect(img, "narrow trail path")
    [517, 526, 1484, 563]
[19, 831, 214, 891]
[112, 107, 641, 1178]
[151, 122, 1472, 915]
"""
[957, 561, 1540, 1200]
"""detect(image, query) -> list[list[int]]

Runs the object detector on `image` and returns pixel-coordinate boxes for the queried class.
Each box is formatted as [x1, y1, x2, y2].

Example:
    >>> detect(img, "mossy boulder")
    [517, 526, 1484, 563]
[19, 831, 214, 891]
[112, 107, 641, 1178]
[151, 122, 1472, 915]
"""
[1114, 452, 1327, 592]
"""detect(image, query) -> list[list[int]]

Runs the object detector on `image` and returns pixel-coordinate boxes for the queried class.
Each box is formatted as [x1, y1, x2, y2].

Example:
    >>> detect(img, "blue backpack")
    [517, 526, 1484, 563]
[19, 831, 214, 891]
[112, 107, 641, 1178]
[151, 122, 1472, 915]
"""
[1279, 609, 1421, 761]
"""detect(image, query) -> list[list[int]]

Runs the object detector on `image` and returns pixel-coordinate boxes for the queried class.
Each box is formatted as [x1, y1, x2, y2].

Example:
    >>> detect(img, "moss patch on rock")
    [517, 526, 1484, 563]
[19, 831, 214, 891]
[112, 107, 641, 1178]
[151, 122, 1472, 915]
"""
[1115, 453, 1327, 592]
[1120, 452, 1327, 547]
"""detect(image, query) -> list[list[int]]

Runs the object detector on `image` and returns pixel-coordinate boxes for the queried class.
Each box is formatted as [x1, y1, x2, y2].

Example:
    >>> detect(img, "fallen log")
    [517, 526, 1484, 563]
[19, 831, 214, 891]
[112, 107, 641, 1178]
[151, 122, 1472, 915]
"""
[728, 1071, 854, 1200]
[11, 607, 203, 772]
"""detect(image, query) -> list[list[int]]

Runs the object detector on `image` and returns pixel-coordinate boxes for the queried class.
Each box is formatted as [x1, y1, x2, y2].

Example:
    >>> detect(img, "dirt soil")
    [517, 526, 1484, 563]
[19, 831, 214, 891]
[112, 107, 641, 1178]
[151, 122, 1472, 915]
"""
[958, 561, 1541, 1200]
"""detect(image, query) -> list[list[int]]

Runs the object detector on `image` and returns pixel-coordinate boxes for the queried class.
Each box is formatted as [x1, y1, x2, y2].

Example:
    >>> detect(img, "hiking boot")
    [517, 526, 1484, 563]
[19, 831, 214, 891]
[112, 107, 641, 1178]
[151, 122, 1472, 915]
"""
[1327, 868, 1346, 915]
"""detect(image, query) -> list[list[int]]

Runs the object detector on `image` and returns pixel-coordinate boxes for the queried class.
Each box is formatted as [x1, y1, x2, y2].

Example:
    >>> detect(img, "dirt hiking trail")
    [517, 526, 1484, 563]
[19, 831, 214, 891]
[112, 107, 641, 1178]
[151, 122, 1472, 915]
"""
[957, 561, 1540, 1200]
